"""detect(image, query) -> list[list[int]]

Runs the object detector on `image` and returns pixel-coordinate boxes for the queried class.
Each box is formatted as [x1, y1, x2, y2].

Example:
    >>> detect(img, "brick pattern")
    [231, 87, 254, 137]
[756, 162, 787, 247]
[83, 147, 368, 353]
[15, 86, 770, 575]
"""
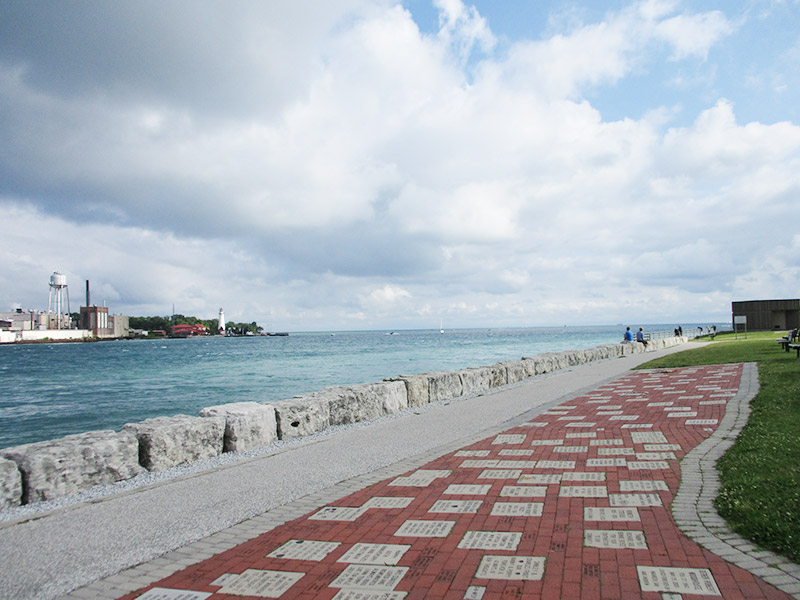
[111, 365, 796, 600]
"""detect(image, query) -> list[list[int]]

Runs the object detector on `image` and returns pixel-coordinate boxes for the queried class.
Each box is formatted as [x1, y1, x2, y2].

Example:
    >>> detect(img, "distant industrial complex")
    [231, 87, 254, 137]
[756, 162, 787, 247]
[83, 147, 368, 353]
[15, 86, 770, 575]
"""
[0, 272, 129, 344]
[0, 273, 271, 344]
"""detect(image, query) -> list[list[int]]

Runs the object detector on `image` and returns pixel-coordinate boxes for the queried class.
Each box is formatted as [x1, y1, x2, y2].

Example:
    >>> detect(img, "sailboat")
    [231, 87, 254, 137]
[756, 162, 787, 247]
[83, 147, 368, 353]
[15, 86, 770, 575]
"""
[440, 319, 444, 334]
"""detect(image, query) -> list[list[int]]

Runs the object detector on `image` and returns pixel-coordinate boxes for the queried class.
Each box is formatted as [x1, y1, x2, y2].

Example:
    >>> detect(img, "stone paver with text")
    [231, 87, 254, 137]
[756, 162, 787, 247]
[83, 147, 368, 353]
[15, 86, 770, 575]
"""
[119, 364, 794, 600]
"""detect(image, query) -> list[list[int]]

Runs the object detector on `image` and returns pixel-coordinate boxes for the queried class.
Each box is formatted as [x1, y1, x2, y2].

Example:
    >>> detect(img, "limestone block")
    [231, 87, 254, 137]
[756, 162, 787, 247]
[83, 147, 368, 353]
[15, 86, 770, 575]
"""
[122, 415, 224, 471]
[199, 402, 278, 452]
[328, 381, 408, 426]
[273, 393, 332, 440]
[500, 360, 528, 384]
[2, 430, 141, 504]
[396, 374, 429, 407]
[0, 457, 22, 509]
[459, 367, 493, 396]
[427, 371, 463, 403]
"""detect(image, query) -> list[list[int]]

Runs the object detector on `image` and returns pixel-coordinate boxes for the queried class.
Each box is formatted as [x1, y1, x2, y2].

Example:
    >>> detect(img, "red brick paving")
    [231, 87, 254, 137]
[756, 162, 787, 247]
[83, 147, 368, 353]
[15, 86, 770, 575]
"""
[119, 364, 794, 599]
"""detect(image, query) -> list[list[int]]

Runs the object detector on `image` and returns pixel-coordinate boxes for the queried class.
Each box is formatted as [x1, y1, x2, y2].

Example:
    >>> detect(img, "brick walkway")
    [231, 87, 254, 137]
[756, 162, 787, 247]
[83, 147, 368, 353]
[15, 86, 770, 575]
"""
[115, 364, 797, 600]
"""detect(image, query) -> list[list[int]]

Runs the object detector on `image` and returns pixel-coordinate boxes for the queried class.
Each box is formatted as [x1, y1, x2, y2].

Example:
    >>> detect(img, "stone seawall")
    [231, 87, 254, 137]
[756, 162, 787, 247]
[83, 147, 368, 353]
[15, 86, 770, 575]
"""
[0, 337, 685, 509]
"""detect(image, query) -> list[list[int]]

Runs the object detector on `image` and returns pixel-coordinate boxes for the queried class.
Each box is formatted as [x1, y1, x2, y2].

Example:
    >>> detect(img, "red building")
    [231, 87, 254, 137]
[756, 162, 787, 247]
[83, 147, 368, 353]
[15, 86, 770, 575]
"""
[171, 323, 209, 337]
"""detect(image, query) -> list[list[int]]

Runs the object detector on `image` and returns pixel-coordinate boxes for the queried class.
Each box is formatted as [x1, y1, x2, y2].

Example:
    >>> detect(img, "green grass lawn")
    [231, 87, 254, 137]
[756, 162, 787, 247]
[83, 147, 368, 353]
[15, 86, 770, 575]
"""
[638, 331, 800, 563]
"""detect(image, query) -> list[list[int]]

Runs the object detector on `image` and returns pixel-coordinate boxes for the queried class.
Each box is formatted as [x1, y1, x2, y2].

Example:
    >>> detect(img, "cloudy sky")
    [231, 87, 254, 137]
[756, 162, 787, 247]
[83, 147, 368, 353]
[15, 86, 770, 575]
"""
[1, 0, 798, 331]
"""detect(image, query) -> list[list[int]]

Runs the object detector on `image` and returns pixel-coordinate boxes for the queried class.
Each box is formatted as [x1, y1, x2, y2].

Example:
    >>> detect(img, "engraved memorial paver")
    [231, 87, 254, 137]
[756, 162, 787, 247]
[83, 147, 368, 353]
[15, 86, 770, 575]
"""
[686, 419, 718, 425]
[631, 432, 669, 444]
[584, 529, 647, 549]
[621, 423, 653, 428]
[609, 493, 662, 507]
[667, 412, 697, 418]
[559, 485, 608, 498]
[609, 415, 639, 420]
[490, 502, 544, 516]
[330, 564, 409, 591]
[443, 484, 491, 495]
[561, 472, 606, 481]
[136, 589, 212, 600]
[530, 439, 563, 446]
[390, 469, 451, 487]
[394, 520, 455, 538]
[586, 458, 627, 467]
[635, 452, 676, 461]
[428, 499, 482, 514]
[331, 591, 406, 600]
[362, 497, 415, 509]
[455, 450, 491, 457]
[477, 468, 523, 479]
[310, 506, 368, 521]
[565, 431, 596, 438]
[458, 531, 522, 551]
[465, 586, 486, 599]
[637, 566, 721, 596]
[493, 434, 527, 444]
[584, 506, 641, 521]
[337, 543, 411, 565]
[557, 416, 585, 421]
[590, 439, 623, 446]
[628, 461, 670, 470]
[500, 485, 547, 497]
[518, 473, 562, 484]
[494, 460, 537, 469]
[459, 459, 500, 469]
[474, 556, 545, 581]
[643, 444, 681, 452]
[535, 460, 575, 469]
[618, 480, 668, 492]
[218, 569, 305, 598]
[498, 449, 535, 456]
[268, 539, 341, 561]
[597, 447, 634, 456]
[553, 445, 588, 453]
[565, 422, 596, 428]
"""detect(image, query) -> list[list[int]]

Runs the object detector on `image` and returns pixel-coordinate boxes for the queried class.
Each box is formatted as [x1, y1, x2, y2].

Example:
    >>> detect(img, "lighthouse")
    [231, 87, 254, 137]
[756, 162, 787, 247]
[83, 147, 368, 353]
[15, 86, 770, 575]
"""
[218, 307, 225, 335]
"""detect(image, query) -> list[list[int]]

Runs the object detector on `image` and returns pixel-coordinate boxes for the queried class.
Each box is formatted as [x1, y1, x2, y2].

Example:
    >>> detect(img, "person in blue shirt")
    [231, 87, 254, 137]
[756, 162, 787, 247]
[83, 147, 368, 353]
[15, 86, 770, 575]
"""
[623, 327, 633, 341]
[636, 327, 648, 348]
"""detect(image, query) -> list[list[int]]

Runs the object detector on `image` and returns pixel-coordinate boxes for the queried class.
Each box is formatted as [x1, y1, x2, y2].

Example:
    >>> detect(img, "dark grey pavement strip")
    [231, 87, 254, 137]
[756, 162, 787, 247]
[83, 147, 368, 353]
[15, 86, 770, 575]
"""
[672, 362, 800, 599]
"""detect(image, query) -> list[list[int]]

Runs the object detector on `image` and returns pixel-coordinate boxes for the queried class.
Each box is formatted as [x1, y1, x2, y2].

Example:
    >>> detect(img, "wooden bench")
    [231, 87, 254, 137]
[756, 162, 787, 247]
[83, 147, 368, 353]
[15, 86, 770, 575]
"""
[777, 329, 798, 352]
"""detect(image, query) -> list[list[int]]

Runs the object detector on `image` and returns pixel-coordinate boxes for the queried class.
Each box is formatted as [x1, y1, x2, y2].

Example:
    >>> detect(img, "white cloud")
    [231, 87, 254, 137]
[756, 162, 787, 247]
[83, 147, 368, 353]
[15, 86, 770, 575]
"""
[0, 1, 797, 330]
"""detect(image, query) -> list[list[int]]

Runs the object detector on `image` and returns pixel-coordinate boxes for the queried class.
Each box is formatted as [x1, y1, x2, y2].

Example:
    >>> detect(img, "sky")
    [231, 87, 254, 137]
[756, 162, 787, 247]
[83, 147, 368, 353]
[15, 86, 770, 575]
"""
[1, 0, 799, 331]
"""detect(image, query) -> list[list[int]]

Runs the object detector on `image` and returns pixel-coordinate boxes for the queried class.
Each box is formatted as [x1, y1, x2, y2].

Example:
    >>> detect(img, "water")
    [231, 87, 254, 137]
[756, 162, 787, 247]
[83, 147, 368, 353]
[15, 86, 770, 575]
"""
[0, 324, 711, 448]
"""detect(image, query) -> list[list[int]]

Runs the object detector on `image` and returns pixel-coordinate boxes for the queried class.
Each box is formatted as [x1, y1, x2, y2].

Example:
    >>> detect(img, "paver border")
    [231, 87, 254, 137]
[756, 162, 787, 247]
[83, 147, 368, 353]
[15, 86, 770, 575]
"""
[671, 362, 800, 599]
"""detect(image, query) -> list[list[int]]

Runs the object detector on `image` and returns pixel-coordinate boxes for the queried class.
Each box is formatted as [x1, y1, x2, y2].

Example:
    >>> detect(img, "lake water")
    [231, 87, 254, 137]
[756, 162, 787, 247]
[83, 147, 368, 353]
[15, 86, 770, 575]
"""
[0, 324, 712, 448]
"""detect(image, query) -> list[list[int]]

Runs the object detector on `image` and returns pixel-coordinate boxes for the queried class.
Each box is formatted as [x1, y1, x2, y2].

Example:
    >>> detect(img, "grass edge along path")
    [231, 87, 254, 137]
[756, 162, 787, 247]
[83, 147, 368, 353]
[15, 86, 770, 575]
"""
[637, 331, 800, 564]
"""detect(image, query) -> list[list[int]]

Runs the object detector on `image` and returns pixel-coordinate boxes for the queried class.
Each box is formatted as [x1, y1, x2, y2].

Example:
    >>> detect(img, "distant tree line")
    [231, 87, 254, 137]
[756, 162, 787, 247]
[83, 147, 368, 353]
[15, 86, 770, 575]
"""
[128, 314, 264, 336]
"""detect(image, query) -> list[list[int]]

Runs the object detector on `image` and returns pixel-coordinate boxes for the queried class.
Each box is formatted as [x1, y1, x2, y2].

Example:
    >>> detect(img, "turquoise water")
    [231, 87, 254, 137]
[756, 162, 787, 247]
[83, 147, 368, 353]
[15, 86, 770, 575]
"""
[0, 325, 709, 448]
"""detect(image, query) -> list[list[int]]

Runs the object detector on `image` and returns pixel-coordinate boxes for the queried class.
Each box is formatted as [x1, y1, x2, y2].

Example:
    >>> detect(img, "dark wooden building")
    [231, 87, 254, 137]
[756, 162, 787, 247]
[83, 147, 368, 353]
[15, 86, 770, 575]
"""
[731, 299, 800, 331]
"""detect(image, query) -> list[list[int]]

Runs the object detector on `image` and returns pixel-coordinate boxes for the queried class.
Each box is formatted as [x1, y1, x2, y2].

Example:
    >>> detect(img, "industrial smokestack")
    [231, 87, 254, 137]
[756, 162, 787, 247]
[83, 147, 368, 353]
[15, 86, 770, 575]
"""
[86, 280, 90, 307]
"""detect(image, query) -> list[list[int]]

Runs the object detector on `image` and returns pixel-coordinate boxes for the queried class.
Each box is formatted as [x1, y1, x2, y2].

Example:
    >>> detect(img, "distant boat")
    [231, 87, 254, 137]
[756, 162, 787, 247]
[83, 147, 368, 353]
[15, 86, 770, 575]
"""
[440, 319, 444, 334]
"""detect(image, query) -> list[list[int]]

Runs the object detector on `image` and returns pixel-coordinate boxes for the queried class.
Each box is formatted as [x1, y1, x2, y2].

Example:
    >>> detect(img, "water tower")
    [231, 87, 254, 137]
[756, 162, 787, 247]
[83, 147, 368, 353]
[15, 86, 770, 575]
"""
[48, 272, 70, 329]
